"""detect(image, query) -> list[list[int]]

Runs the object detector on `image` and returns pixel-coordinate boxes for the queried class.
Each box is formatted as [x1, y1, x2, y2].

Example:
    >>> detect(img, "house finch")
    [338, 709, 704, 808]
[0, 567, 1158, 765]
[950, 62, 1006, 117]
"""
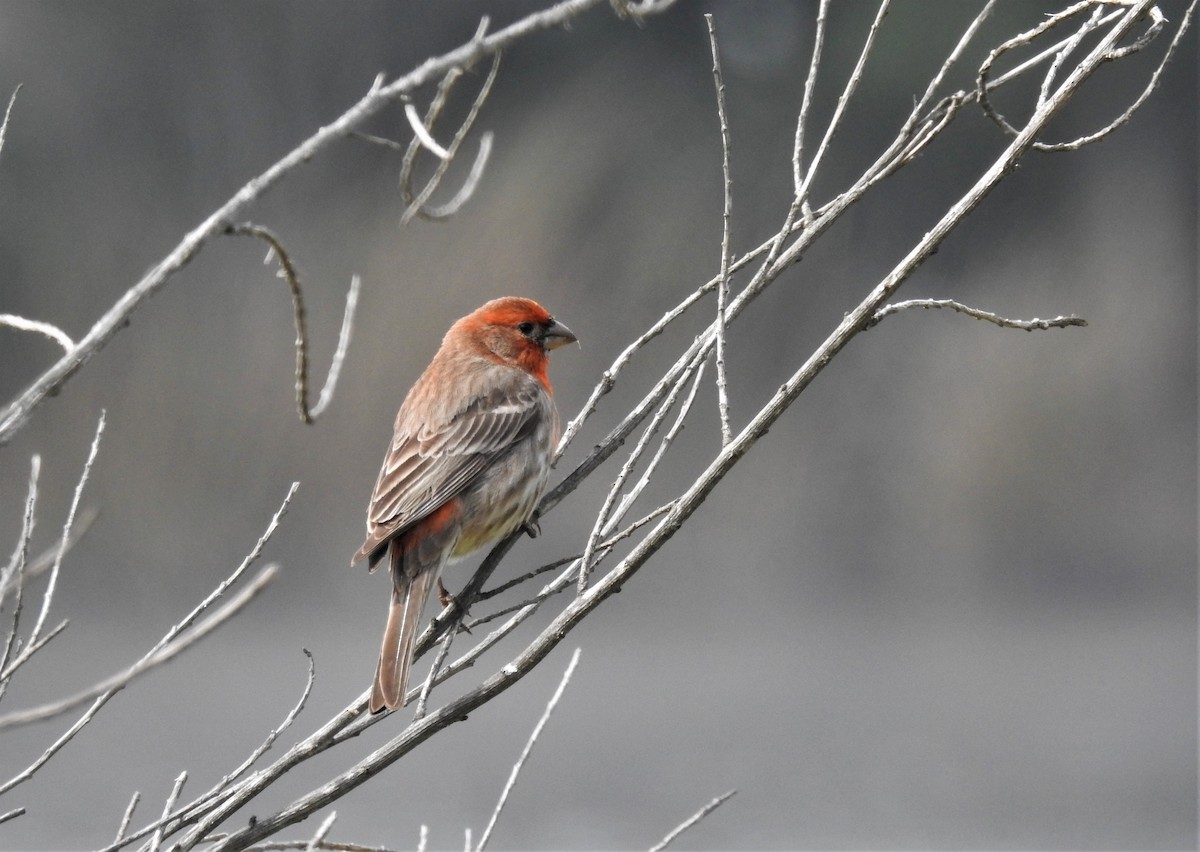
[352, 297, 577, 712]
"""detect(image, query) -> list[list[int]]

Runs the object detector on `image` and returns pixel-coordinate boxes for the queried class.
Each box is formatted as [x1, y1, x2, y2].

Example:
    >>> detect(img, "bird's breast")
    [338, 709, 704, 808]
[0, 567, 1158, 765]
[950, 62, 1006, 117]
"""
[451, 412, 555, 557]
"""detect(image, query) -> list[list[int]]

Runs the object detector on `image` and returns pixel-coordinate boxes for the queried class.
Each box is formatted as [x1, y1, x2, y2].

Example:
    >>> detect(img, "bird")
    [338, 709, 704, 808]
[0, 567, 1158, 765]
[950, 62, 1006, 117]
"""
[352, 297, 577, 712]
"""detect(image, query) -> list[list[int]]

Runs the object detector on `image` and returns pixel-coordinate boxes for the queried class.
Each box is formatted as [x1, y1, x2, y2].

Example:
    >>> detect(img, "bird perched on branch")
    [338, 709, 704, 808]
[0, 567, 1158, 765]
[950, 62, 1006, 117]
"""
[352, 297, 577, 712]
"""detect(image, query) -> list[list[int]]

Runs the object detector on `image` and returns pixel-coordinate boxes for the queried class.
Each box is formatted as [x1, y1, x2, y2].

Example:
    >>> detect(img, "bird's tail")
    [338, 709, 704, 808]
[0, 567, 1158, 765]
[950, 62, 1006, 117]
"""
[370, 540, 439, 712]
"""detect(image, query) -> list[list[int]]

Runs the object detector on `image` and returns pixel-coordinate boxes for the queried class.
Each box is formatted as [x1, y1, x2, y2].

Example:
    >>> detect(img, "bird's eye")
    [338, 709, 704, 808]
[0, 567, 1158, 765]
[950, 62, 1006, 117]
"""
[517, 321, 535, 335]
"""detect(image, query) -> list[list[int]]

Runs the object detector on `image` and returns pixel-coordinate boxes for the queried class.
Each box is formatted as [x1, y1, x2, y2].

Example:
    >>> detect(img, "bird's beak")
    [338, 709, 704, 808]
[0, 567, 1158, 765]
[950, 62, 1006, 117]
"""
[543, 319, 578, 351]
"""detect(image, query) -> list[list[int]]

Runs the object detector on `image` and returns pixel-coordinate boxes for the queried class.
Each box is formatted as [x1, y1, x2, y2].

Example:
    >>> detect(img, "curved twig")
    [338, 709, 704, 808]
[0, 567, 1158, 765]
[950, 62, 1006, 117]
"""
[867, 298, 1088, 331]
[976, 0, 1179, 152]
[401, 48, 503, 226]
[0, 314, 75, 353]
[225, 224, 360, 425]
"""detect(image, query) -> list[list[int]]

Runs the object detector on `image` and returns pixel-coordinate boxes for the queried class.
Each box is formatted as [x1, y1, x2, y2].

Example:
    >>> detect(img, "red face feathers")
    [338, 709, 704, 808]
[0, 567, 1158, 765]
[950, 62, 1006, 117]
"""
[448, 297, 577, 390]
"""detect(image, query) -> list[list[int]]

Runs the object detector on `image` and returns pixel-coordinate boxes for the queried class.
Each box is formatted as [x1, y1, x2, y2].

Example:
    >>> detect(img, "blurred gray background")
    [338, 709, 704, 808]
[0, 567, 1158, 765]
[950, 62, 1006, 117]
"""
[0, 1, 1194, 849]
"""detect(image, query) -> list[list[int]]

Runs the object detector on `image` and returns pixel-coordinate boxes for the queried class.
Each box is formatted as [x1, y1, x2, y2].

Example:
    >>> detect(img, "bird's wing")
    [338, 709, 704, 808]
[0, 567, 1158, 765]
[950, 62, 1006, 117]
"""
[359, 372, 544, 555]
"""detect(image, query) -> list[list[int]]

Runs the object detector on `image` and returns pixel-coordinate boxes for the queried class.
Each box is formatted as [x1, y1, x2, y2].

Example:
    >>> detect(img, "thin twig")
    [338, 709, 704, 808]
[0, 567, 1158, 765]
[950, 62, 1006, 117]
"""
[413, 623, 456, 719]
[150, 772, 188, 852]
[0, 807, 25, 826]
[421, 131, 494, 219]
[399, 69, 465, 204]
[0, 455, 39, 698]
[648, 789, 737, 852]
[0, 83, 20, 163]
[477, 502, 674, 607]
[397, 18, 493, 216]
[1037, 1, 1190, 151]
[11, 506, 98, 592]
[6, 412, 104, 681]
[310, 274, 362, 420]
[0, 314, 75, 352]
[0, 687, 121, 797]
[0, 619, 67, 681]
[603, 364, 706, 538]
[226, 225, 359, 425]
[305, 811, 338, 852]
[705, 15, 734, 446]
[792, 0, 829, 198]
[113, 791, 141, 845]
[868, 298, 1088, 331]
[477, 647, 581, 851]
[404, 102, 451, 159]
[401, 48, 503, 226]
[795, 0, 891, 208]
[349, 130, 407, 151]
[1038, 5, 1105, 110]
[577, 356, 705, 594]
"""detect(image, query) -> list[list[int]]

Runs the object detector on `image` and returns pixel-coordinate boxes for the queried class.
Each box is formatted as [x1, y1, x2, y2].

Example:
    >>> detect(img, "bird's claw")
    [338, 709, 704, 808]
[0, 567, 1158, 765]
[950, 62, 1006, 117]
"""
[521, 519, 541, 539]
[437, 579, 473, 634]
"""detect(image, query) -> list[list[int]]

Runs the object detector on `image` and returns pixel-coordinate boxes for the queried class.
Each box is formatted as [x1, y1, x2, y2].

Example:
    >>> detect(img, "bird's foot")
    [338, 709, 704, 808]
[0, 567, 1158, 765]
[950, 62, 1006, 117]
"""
[437, 579, 472, 634]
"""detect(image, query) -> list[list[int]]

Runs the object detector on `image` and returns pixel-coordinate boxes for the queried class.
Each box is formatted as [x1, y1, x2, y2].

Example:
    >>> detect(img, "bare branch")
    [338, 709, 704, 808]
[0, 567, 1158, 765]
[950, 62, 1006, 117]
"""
[0, 618, 67, 682]
[475, 502, 674, 608]
[867, 298, 1088, 331]
[648, 789, 737, 852]
[0, 806, 25, 826]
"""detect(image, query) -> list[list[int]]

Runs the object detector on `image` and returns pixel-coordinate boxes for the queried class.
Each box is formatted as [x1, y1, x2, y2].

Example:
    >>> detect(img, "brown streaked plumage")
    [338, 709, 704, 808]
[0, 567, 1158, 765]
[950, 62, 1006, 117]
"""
[353, 297, 576, 712]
